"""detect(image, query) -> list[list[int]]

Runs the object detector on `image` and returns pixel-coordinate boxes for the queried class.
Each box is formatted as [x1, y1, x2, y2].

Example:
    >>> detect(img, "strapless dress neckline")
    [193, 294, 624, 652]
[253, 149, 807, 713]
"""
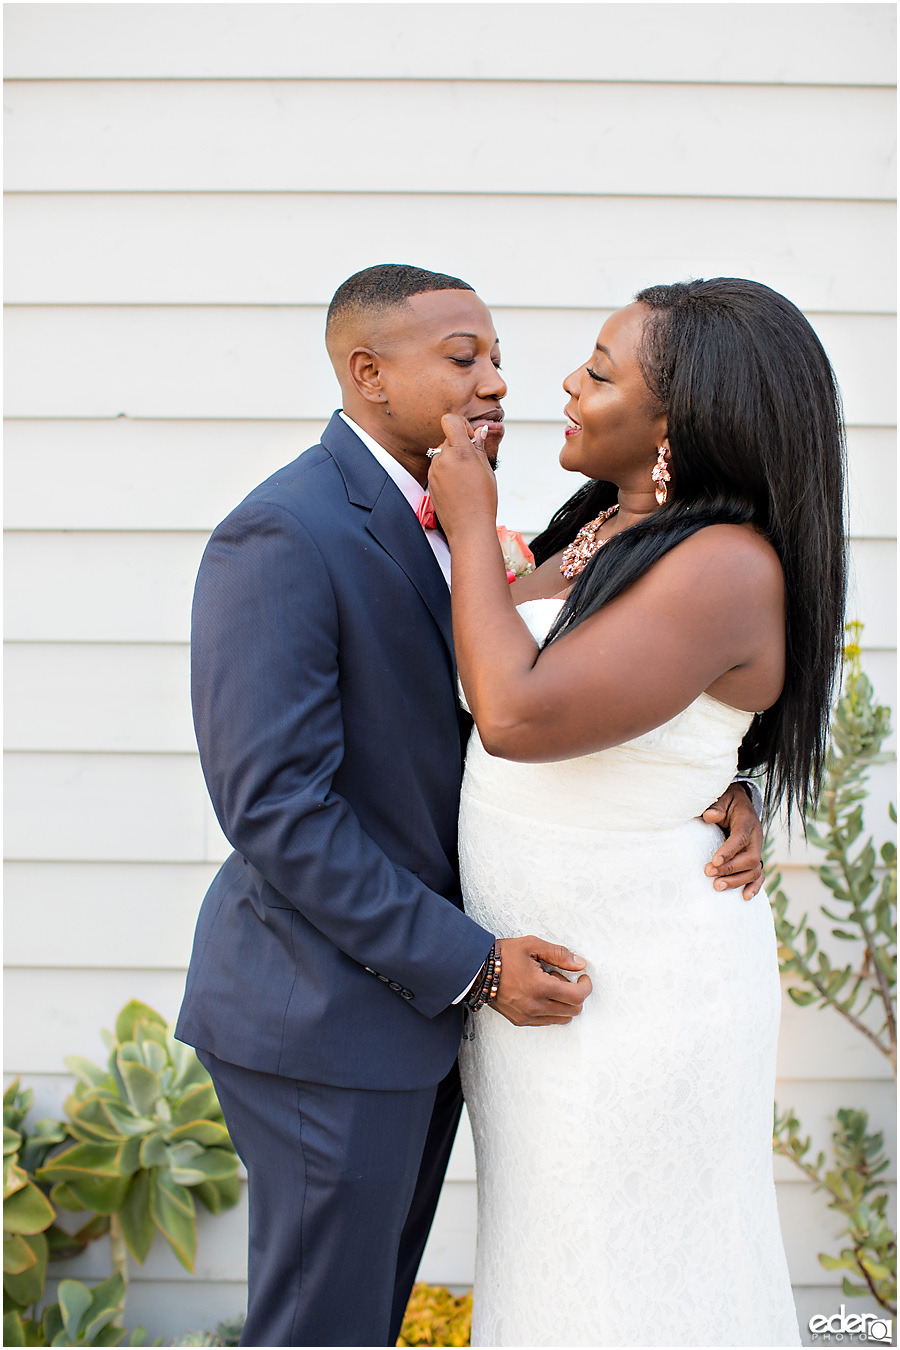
[513, 595, 756, 728]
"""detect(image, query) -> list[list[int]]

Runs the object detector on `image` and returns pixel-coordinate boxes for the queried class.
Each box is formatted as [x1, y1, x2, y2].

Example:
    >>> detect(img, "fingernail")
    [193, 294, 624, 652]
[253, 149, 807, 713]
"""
[704, 864, 715, 876]
[715, 880, 726, 891]
[712, 855, 723, 866]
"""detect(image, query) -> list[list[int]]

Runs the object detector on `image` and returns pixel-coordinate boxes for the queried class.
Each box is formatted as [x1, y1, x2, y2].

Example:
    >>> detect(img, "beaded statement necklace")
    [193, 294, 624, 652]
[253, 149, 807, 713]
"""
[559, 504, 620, 580]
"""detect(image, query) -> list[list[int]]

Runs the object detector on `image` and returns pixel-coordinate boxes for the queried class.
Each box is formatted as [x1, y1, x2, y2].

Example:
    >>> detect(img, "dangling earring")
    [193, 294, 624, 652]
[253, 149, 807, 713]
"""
[651, 446, 670, 505]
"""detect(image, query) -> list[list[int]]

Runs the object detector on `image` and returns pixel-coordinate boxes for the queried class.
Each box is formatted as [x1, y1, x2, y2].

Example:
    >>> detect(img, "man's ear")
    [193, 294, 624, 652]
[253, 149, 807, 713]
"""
[347, 347, 388, 404]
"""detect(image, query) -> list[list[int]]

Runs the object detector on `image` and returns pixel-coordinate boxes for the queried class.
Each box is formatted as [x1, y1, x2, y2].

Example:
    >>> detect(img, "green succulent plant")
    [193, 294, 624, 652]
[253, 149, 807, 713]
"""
[4, 1272, 153, 1347]
[4, 1080, 67, 1315]
[37, 1002, 240, 1275]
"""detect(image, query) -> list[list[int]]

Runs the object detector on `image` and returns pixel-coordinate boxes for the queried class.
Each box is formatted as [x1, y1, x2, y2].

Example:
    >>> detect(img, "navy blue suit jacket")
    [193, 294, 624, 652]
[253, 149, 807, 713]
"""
[176, 413, 494, 1089]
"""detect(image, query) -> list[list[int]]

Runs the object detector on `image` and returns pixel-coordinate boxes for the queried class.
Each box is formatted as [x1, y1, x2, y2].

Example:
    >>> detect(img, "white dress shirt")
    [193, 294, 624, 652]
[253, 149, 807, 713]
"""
[338, 412, 451, 587]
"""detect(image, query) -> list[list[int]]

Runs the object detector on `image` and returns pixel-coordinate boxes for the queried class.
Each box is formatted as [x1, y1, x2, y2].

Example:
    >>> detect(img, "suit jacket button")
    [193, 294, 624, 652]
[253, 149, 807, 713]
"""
[377, 974, 389, 983]
[389, 981, 402, 991]
[401, 989, 414, 1000]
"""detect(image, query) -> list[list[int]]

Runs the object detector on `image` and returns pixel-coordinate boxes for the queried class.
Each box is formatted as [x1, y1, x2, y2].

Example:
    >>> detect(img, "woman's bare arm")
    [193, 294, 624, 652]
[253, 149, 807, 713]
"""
[427, 416, 785, 764]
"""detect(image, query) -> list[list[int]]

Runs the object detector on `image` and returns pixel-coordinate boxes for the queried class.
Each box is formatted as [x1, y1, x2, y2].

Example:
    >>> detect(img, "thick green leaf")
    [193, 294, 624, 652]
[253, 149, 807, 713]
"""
[165, 1142, 202, 1169]
[38, 1142, 121, 1184]
[50, 1181, 88, 1213]
[136, 1023, 168, 1053]
[19, 1121, 69, 1177]
[149, 1171, 196, 1272]
[166, 1039, 209, 1096]
[117, 1171, 154, 1266]
[192, 1173, 240, 1215]
[42, 1303, 64, 1344]
[66, 1099, 126, 1144]
[3, 1082, 21, 1110]
[169, 1148, 238, 1186]
[3, 1233, 38, 1276]
[141, 1043, 167, 1079]
[115, 1002, 166, 1045]
[4, 1128, 23, 1157]
[4, 1158, 29, 1200]
[171, 1085, 219, 1128]
[117, 1137, 142, 1179]
[3, 1176, 56, 1234]
[2, 1230, 47, 1309]
[64, 1057, 111, 1091]
[117, 1062, 161, 1120]
[83, 1278, 126, 1343]
[167, 1121, 231, 1148]
[138, 1134, 169, 1171]
[85, 1272, 125, 1320]
[93, 1328, 128, 1347]
[101, 1105, 157, 1141]
[57, 1172, 130, 1216]
[58, 1280, 92, 1340]
[3, 1310, 25, 1346]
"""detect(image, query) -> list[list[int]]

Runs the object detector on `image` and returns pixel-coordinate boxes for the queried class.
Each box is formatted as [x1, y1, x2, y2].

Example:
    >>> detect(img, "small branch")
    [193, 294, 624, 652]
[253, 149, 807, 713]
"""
[854, 1241, 897, 1316]
[834, 850, 897, 1066]
[782, 953, 893, 1061]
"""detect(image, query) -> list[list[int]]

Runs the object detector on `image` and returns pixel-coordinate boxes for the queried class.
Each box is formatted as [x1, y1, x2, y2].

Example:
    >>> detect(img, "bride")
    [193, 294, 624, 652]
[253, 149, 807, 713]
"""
[426, 279, 846, 1348]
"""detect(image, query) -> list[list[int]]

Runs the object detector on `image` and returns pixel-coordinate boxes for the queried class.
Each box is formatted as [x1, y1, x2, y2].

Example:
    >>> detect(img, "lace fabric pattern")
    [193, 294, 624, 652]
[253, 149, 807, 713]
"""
[458, 600, 800, 1348]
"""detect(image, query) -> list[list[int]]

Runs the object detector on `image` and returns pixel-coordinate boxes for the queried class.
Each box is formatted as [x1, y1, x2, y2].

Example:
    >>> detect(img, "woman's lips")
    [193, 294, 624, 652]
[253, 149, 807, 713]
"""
[564, 413, 582, 438]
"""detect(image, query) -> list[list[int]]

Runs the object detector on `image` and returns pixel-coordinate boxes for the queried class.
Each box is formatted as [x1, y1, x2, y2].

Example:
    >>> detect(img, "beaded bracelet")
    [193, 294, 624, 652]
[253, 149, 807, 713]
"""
[464, 942, 502, 1013]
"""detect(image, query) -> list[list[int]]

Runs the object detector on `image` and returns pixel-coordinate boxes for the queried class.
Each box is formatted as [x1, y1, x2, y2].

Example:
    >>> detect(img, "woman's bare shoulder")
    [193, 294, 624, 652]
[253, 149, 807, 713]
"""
[653, 522, 783, 597]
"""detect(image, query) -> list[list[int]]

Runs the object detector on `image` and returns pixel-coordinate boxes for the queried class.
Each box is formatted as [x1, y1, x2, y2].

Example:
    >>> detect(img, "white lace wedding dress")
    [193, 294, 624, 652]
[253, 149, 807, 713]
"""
[458, 598, 800, 1348]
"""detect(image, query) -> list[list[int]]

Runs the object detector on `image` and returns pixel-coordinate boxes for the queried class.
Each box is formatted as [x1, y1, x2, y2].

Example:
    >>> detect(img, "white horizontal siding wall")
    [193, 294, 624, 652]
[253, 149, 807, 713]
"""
[4, 4, 895, 1344]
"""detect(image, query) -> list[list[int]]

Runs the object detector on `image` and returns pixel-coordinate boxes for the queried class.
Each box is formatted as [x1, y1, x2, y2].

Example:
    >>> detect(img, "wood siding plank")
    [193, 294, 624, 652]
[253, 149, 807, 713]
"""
[5, 644, 195, 752]
[4, 646, 894, 758]
[5, 80, 895, 198]
[4, 861, 218, 968]
[5, 3, 895, 85]
[4, 751, 228, 862]
[5, 533, 895, 646]
[4, 420, 894, 537]
[5, 193, 895, 313]
[5, 307, 894, 426]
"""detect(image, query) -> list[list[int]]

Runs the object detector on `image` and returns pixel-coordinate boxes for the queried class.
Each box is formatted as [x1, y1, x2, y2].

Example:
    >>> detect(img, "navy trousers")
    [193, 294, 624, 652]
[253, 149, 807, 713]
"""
[199, 1050, 463, 1348]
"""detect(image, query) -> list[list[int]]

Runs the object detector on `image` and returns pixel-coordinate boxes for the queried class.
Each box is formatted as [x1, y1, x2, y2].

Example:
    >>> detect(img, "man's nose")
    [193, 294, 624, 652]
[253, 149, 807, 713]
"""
[478, 361, 507, 400]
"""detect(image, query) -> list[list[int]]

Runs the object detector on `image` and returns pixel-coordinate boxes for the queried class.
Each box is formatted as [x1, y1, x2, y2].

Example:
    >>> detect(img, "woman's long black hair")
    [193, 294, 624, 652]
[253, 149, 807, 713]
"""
[529, 278, 847, 823]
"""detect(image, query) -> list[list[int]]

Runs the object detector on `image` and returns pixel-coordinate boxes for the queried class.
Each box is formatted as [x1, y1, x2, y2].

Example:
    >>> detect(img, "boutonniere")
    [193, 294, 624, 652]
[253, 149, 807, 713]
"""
[497, 526, 535, 583]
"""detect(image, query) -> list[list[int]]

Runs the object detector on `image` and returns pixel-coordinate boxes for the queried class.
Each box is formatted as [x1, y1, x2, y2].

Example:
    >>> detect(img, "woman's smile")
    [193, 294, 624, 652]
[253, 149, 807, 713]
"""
[564, 409, 581, 437]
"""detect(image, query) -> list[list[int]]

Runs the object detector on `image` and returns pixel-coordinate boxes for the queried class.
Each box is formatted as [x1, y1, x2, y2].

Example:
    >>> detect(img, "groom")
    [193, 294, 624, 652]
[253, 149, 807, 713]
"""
[176, 264, 763, 1347]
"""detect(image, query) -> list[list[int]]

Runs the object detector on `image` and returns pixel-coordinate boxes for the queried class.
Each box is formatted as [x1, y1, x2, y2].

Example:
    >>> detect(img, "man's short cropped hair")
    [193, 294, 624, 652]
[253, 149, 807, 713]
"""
[326, 264, 474, 340]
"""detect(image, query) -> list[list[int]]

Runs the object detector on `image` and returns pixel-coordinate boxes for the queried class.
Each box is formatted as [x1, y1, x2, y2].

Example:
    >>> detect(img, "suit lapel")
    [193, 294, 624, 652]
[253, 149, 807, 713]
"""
[320, 414, 455, 663]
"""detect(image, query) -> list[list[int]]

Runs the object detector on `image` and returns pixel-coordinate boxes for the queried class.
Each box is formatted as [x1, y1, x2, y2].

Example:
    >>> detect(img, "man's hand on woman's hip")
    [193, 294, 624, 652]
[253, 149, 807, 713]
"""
[702, 783, 764, 900]
[492, 937, 591, 1026]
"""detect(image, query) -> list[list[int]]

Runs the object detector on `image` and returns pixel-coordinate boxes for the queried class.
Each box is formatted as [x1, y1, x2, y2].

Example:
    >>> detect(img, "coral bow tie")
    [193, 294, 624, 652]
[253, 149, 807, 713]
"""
[416, 493, 438, 531]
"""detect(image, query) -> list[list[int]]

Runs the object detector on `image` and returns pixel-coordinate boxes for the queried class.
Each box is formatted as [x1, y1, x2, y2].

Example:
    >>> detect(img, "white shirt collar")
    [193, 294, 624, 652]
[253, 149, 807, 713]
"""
[338, 411, 427, 511]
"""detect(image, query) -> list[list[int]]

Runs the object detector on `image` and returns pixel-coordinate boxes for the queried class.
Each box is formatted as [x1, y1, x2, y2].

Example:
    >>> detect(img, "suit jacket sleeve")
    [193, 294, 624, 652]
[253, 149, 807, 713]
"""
[191, 499, 493, 1018]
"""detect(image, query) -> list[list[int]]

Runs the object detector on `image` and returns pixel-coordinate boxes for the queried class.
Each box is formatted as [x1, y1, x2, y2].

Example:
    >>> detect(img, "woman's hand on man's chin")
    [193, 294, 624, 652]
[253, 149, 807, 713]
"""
[425, 413, 498, 539]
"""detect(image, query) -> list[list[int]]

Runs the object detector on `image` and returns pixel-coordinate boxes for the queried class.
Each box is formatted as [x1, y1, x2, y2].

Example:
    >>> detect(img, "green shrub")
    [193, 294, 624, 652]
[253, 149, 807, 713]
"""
[768, 625, 896, 1315]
